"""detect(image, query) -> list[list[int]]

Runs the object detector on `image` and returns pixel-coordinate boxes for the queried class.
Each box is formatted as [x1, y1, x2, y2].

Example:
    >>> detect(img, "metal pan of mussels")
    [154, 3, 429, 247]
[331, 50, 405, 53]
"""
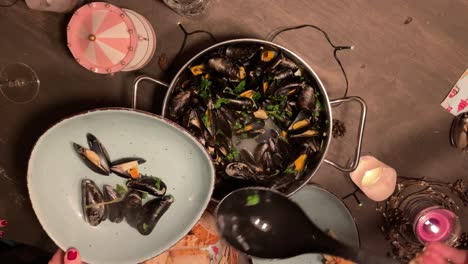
[133, 38, 367, 201]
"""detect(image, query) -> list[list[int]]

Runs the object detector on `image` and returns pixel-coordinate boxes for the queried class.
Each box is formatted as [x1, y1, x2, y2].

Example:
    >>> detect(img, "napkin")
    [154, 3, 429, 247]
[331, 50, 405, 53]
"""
[441, 69, 468, 116]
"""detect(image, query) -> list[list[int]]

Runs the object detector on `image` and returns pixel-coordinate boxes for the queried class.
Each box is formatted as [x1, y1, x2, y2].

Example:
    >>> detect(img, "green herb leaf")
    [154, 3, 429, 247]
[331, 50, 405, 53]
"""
[233, 120, 243, 130]
[246, 194, 260, 206]
[141, 192, 148, 200]
[252, 92, 261, 101]
[284, 167, 296, 174]
[142, 222, 149, 232]
[214, 98, 231, 109]
[116, 184, 127, 196]
[226, 147, 239, 161]
[199, 77, 212, 99]
[152, 177, 162, 190]
[234, 80, 246, 93]
[316, 100, 323, 111]
[201, 113, 210, 129]
[241, 133, 248, 139]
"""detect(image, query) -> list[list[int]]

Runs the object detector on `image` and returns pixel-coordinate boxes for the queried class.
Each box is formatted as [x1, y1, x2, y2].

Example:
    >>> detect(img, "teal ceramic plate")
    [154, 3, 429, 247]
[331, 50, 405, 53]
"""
[251, 184, 360, 264]
[27, 109, 215, 264]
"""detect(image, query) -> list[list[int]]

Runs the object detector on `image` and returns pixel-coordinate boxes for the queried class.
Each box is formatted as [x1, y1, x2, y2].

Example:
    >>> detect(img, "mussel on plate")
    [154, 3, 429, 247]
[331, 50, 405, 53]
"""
[136, 195, 174, 236]
[82, 179, 107, 226]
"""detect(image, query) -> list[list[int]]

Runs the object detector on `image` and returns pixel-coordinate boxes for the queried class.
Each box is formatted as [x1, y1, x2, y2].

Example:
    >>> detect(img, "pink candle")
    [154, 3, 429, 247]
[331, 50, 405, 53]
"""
[414, 207, 460, 244]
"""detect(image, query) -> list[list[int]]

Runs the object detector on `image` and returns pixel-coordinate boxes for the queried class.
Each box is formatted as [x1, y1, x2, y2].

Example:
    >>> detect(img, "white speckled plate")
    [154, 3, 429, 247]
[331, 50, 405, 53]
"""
[252, 185, 360, 264]
[27, 109, 215, 264]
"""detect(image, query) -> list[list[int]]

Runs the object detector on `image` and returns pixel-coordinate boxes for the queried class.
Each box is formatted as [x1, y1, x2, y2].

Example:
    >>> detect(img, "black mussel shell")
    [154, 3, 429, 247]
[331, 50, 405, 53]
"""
[73, 143, 111, 175]
[87, 133, 111, 171]
[450, 113, 468, 151]
[126, 176, 167, 197]
[239, 149, 262, 173]
[298, 84, 316, 111]
[288, 110, 312, 132]
[123, 190, 143, 227]
[274, 82, 301, 97]
[207, 56, 245, 80]
[103, 185, 124, 223]
[169, 91, 192, 119]
[254, 142, 269, 165]
[110, 158, 146, 179]
[225, 45, 259, 62]
[225, 162, 255, 180]
[270, 68, 295, 82]
[137, 195, 174, 236]
[82, 179, 106, 226]
[272, 53, 299, 70]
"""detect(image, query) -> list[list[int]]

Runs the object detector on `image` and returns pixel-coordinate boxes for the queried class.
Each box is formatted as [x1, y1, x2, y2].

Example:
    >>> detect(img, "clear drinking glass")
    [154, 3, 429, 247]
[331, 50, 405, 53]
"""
[0, 63, 40, 104]
[163, 0, 210, 17]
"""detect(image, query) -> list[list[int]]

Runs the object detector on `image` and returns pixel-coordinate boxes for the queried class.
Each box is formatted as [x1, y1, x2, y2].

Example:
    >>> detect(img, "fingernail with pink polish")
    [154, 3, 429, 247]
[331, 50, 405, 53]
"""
[67, 248, 78, 261]
[0, 220, 8, 227]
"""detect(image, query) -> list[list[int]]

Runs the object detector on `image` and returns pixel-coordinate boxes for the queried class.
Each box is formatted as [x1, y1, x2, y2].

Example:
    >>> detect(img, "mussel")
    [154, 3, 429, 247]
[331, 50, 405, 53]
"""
[274, 82, 301, 97]
[103, 185, 124, 223]
[450, 113, 468, 151]
[137, 195, 174, 236]
[236, 120, 265, 137]
[123, 190, 143, 227]
[82, 179, 106, 226]
[288, 110, 311, 131]
[298, 84, 316, 111]
[207, 56, 246, 80]
[110, 158, 146, 179]
[73, 133, 111, 175]
[126, 176, 167, 197]
[271, 52, 299, 70]
[169, 91, 192, 119]
[225, 45, 258, 62]
[225, 162, 255, 180]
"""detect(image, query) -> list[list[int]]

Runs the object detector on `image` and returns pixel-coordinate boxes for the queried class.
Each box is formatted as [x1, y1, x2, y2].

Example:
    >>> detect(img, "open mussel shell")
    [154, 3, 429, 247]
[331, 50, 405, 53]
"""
[103, 185, 124, 223]
[73, 142, 111, 175]
[110, 158, 146, 179]
[169, 91, 192, 119]
[298, 84, 316, 111]
[450, 113, 468, 151]
[126, 176, 167, 197]
[136, 195, 174, 236]
[123, 190, 143, 227]
[82, 179, 107, 226]
[225, 162, 255, 180]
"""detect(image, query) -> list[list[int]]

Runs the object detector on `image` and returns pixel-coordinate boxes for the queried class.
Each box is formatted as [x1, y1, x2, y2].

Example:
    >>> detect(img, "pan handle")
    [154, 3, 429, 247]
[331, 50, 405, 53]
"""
[324, 96, 367, 172]
[132, 75, 170, 110]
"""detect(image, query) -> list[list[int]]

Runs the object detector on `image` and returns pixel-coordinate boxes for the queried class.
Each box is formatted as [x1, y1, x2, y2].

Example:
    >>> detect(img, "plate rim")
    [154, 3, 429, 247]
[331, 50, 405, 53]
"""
[27, 107, 216, 264]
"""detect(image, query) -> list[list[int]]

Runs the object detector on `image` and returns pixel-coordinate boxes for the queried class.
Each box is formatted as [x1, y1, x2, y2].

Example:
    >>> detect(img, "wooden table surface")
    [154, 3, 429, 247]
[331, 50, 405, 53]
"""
[0, 0, 467, 259]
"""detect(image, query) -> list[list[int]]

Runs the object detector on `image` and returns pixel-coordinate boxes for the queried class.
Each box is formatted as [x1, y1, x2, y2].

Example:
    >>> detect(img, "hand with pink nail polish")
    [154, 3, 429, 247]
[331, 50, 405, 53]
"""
[48, 248, 83, 264]
[0, 219, 7, 238]
[411, 242, 468, 264]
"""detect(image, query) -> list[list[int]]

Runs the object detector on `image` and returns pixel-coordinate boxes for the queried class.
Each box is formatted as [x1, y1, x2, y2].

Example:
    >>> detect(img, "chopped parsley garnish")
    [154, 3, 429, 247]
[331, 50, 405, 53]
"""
[116, 184, 127, 196]
[233, 120, 243, 130]
[240, 133, 248, 139]
[284, 167, 296, 174]
[142, 222, 149, 232]
[150, 176, 162, 190]
[246, 194, 260, 206]
[252, 91, 261, 101]
[226, 147, 239, 161]
[234, 80, 246, 93]
[141, 192, 148, 200]
[199, 77, 212, 98]
[214, 98, 230, 109]
[201, 113, 210, 129]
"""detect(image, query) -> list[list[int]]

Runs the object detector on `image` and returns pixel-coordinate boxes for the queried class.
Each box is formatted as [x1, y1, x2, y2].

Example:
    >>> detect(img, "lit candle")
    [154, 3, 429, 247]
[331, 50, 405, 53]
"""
[349, 155, 397, 201]
[413, 206, 461, 244]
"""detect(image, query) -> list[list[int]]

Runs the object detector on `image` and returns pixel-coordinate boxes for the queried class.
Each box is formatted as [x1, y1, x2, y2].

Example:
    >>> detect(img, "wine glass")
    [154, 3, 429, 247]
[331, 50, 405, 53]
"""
[0, 63, 40, 104]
